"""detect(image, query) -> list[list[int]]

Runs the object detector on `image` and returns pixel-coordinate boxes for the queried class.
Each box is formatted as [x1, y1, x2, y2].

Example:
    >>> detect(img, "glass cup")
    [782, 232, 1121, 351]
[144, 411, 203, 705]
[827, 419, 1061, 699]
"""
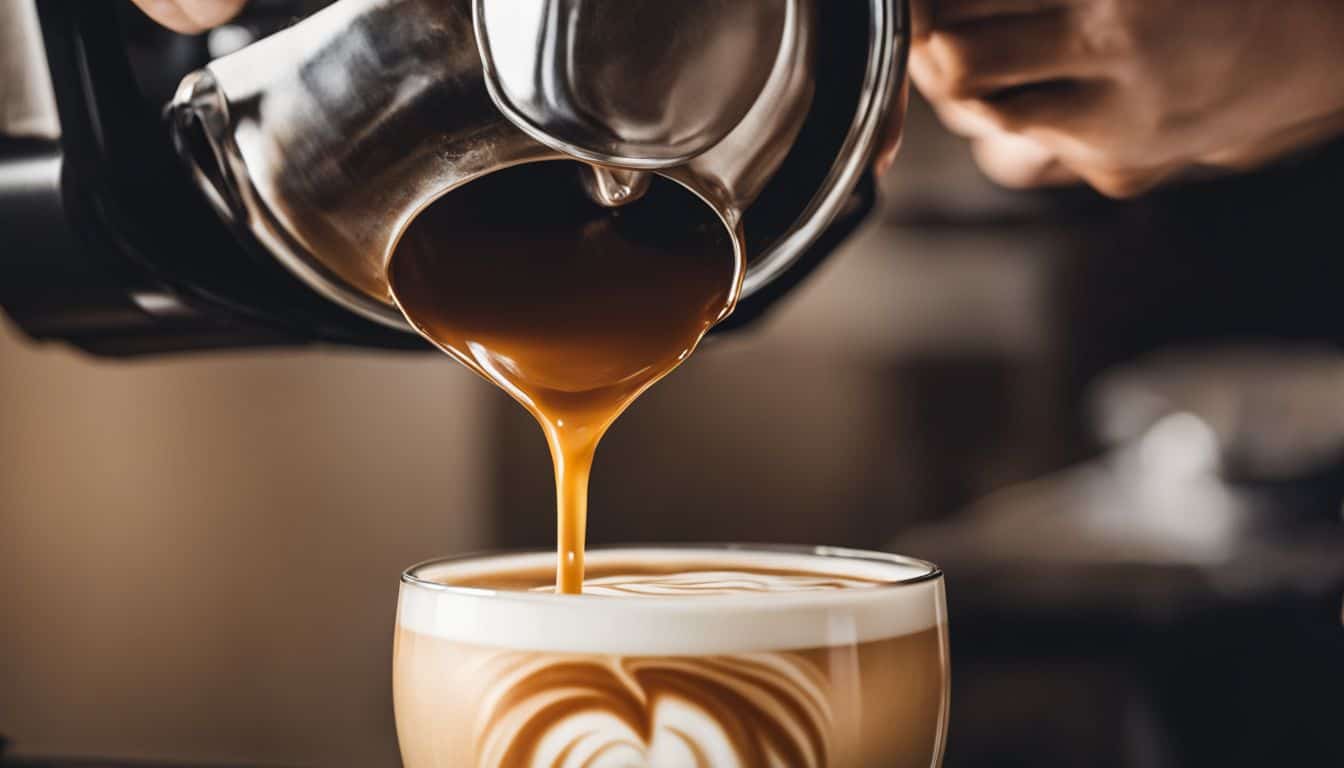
[394, 545, 949, 768]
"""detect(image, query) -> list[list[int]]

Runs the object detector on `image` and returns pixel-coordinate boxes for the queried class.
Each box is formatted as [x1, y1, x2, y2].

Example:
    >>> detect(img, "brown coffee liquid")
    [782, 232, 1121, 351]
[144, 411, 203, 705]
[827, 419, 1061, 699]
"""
[388, 163, 740, 594]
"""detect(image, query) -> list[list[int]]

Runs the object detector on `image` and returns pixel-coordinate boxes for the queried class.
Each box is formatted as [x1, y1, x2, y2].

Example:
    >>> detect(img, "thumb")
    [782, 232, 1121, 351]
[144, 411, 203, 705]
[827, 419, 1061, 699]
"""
[970, 133, 1080, 189]
[133, 0, 248, 34]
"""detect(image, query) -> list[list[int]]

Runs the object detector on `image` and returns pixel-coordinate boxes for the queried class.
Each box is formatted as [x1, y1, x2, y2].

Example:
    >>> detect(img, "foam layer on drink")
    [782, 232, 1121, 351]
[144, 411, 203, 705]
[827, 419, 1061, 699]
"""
[398, 548, 944, 655]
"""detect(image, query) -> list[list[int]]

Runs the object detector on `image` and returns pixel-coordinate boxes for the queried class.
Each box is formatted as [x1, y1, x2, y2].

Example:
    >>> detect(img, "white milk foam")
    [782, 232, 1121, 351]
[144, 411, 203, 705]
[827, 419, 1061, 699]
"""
[397, 548, 945, 655]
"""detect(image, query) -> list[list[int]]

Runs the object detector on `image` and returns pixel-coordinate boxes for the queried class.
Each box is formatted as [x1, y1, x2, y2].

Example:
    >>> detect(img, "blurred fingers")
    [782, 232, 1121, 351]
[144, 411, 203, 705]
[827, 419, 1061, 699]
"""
[927, 93, 1002, 139]
[1069, 163, 1180, 199]
[970, 132, 1175, 198]
[932, 79, 1112, 138]
[941, 84, 1177, 197]
[979, 79, 1110, 134]
[912, 9, 1105, 100]
[133, 0, 247, 33]
[1200, 111, 1344, 173]
[969, 132, 1079, 189]
[933, 0, 1080, 27]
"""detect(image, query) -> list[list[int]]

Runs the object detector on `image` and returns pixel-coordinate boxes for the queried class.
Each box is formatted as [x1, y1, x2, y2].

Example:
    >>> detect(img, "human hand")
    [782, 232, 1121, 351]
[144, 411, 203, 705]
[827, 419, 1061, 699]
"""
[881, 0, 1344, 197]
[130, 0, 247, 34]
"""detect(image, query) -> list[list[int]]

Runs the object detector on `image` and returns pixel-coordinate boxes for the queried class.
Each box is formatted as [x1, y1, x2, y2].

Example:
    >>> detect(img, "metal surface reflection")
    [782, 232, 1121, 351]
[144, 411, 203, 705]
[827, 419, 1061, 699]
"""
[475, 0, 790, 167]
[168, 0, 908, 332]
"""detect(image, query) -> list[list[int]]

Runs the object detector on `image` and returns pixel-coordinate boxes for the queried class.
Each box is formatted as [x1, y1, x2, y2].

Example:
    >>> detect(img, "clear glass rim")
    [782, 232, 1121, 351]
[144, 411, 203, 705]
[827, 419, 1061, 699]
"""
[401, 543, 943, 606]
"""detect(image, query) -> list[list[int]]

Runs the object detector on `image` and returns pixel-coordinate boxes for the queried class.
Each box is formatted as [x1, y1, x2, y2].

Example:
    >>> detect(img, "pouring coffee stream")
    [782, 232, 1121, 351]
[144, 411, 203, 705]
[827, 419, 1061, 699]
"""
[388, 166, 743, 594]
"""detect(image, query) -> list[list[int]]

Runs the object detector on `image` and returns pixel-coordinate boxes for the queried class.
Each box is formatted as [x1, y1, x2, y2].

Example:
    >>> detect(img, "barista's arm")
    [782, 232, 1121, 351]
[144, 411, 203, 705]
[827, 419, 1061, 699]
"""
[882, 0, 1344, 198]
[129, 0, 247, 34]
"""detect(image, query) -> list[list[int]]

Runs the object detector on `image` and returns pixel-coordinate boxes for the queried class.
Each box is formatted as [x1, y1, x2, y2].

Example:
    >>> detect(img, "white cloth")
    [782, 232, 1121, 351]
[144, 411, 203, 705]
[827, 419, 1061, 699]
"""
[0, 0, 61, 139]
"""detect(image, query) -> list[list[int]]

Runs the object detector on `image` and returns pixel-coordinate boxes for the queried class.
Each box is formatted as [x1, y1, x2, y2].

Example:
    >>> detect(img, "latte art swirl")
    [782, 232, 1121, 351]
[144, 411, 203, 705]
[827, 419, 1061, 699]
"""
[536, 571, 882, 597]
[471, 650, 833, 768]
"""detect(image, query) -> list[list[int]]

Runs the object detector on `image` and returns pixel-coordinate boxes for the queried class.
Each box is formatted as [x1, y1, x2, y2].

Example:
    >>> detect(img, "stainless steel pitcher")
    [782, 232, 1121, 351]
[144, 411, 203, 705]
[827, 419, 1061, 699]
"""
[168, 0, 909, 331]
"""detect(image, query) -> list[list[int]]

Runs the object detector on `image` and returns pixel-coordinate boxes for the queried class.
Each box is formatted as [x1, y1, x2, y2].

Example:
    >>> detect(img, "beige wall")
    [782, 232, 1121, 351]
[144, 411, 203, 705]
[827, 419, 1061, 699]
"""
[0, 328, 493, 766]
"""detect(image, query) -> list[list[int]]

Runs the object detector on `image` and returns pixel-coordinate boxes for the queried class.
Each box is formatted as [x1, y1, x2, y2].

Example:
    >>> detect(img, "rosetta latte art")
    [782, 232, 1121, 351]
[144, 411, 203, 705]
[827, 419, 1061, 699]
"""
[470, 650, 834, 768]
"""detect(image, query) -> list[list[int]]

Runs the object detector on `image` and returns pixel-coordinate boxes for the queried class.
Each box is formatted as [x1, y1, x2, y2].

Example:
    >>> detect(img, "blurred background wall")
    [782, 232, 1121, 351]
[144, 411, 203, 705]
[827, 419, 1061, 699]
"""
[0, 336, 494, 765]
